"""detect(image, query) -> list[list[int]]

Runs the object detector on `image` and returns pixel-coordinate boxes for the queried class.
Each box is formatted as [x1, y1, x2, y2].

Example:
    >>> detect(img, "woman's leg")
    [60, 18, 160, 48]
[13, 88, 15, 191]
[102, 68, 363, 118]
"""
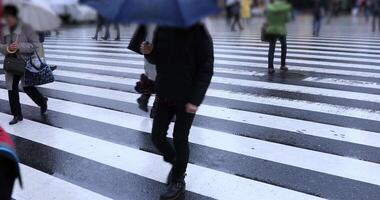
[8, 75, 22, 117]
[23, 86, 47, 114]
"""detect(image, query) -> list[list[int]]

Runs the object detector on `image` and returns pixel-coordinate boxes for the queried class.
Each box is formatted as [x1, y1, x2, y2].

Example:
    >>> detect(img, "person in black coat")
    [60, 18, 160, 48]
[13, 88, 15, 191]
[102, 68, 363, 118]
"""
[0, 126, 22, 200]
[313, 0, 323, 37]
[141, 23, 214, 200]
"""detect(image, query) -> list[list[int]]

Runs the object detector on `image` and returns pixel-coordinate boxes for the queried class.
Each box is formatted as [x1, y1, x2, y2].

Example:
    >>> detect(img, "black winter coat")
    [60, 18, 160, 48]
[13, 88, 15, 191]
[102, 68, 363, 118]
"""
[146, 24, 214, 106]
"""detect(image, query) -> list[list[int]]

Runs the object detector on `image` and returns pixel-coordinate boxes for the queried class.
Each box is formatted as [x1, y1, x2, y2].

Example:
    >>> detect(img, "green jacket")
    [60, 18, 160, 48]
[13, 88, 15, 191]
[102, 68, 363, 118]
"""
[266, 1, 292, 36]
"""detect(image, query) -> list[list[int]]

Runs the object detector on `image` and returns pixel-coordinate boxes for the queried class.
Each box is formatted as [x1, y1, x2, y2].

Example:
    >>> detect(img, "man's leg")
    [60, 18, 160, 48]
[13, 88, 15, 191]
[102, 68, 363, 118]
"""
[280, 36, 288, 71]
[268, 38, 276, 74]
[171, 105, 196, 180]
[103, 23, 110, 40]
[93, 22, 102, 39]
[115, 23, 121, 40]
[160, 103, 195, 200]
[151, 100, 176, 164]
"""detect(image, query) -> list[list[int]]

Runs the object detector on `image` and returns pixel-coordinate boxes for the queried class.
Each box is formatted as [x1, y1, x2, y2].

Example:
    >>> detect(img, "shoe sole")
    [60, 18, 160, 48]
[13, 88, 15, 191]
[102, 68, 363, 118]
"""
[160, 191, 185, 200]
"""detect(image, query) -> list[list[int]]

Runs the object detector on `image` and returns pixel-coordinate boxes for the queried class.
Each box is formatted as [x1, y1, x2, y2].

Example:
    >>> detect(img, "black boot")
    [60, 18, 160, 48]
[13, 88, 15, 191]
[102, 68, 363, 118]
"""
[9, 116, 23, 125]
[160, 175, 186, 200]
[137, 94, 150, 112]
[41, 97, 48, 114]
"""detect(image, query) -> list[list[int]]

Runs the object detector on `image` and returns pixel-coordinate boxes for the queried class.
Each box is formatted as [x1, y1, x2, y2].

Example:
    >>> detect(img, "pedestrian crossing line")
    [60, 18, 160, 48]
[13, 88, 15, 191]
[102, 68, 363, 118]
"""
[303, 77, 380, 90]
[211, 34, 380, 42]
[213, 45, 380, 58]
[12, 164, 111, 200]
[44, 47, 380, 65]
[213, 39, 380, 49]
[46, 60, 267, 77]
[216, 53, 380, 71]
[50, 69, 380, 104]
[0, 114, 326, 200]
[44, 42, 380, 60]
[43, 49, 380, 72]
[214, 49, 380, 64]
[213, 42, 380, 54]
[44, 39, 380, 55]
[30, 80, 380, 149]
[49, 35, 380, 45]
[21, 74, 380, 123]
[216, 59, 380, 79]
[1, 91, 380, 189]
[212, 76, 380, 104]
[41, 55, 380, 80]
[40, 50, 380, 80]
[45, 37, 380, 50]
[55, 33, 380, 41]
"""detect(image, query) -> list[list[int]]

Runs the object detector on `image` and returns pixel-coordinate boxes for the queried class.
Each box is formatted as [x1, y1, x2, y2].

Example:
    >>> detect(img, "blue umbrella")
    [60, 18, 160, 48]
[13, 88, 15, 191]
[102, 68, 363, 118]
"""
[80, 0, 221, 27]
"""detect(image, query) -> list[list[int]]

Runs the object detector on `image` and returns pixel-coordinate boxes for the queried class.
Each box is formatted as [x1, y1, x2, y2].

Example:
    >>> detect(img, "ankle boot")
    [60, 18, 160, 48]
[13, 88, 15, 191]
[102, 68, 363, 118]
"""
[160, 175, 186, 200]
[9, 116, 23, 125]
[41, 97, 48, 114]
[137, 95, 149, 112]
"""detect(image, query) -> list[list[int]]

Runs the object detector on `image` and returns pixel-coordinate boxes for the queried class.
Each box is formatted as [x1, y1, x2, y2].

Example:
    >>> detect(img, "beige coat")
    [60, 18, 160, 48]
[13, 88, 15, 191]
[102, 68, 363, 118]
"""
[0, 22, 40, 90]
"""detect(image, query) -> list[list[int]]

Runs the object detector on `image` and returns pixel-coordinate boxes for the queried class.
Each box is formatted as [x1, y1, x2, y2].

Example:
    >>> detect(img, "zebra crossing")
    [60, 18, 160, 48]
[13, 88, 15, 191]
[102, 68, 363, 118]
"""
[1, 20, 380, 199]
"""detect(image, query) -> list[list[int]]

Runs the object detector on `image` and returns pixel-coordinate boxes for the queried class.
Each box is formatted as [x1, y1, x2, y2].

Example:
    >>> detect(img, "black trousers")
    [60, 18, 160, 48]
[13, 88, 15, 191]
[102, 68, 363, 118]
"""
[8, 75, 45, 116]
[0, 158, 17, 200]
[151, 99, 195, 179]
[231, 14, 243, 31]
[268, 36, 287, 68]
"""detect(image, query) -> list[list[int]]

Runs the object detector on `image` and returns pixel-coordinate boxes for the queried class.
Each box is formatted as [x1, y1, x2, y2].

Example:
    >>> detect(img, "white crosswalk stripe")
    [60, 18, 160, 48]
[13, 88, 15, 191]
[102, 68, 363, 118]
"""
[0, 21, 379, 200]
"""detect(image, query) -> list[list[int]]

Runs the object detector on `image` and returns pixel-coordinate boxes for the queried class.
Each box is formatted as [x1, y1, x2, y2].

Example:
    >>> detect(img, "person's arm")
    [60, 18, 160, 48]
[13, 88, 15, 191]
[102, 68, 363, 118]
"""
[188, 27, 214, 109]
[18, 25, 40, 54]
[143, 29, 158, 64]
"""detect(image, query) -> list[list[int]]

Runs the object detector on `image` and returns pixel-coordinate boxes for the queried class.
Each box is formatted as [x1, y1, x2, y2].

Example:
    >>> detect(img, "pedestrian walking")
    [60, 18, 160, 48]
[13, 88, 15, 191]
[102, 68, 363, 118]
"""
[0, 126, 22, 200]
[372, 0, 380, 31]
[231, 1, 244, 31]
[0, 5, 48, 125]
[92, 14, 120, 41]
[225, 0, 237, 25]
[141, 23, 214, 200]
[103, 23, 121, 41]
[313, 0, 323, 37]
[128, 25, 157, 116]
[265, 0, 291, 74]
[241, 0, 253, 23]
[92, 14, 107, 40]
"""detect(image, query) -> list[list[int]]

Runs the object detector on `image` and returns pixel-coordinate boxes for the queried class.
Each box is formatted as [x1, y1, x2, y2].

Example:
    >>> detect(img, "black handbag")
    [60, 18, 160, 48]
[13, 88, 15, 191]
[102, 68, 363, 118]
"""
[128, 25, 147, 55]
[261, 23, 270, 42]
[24, 51, 54, 86]
[3, 54, 26, 76]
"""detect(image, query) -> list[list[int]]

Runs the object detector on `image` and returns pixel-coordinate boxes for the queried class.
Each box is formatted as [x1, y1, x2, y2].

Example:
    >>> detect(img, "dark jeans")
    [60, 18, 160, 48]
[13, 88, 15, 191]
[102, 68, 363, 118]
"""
[151, 99, 195, 179]
[313, 19, 321, 36]
[268, 36, 287, 68]
[231, 14, 243, 31]
[8, 75, 46, 117]
[0, 158, 17, 200]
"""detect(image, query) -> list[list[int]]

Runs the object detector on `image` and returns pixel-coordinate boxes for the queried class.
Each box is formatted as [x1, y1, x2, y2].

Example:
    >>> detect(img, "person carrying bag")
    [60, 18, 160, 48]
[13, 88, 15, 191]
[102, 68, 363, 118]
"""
[0, 5, 49, 125]
[3, 36, 26, 76]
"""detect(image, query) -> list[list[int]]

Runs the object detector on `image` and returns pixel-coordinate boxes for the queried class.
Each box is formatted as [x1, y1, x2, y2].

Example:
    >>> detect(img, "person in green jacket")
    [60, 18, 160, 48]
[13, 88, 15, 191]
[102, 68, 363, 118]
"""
[265, 0, 292, 74]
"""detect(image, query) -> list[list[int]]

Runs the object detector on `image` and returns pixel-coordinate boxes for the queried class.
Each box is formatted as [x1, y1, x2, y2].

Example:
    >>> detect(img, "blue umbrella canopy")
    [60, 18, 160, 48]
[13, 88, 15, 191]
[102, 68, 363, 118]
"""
[80, 0, 221, 27]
